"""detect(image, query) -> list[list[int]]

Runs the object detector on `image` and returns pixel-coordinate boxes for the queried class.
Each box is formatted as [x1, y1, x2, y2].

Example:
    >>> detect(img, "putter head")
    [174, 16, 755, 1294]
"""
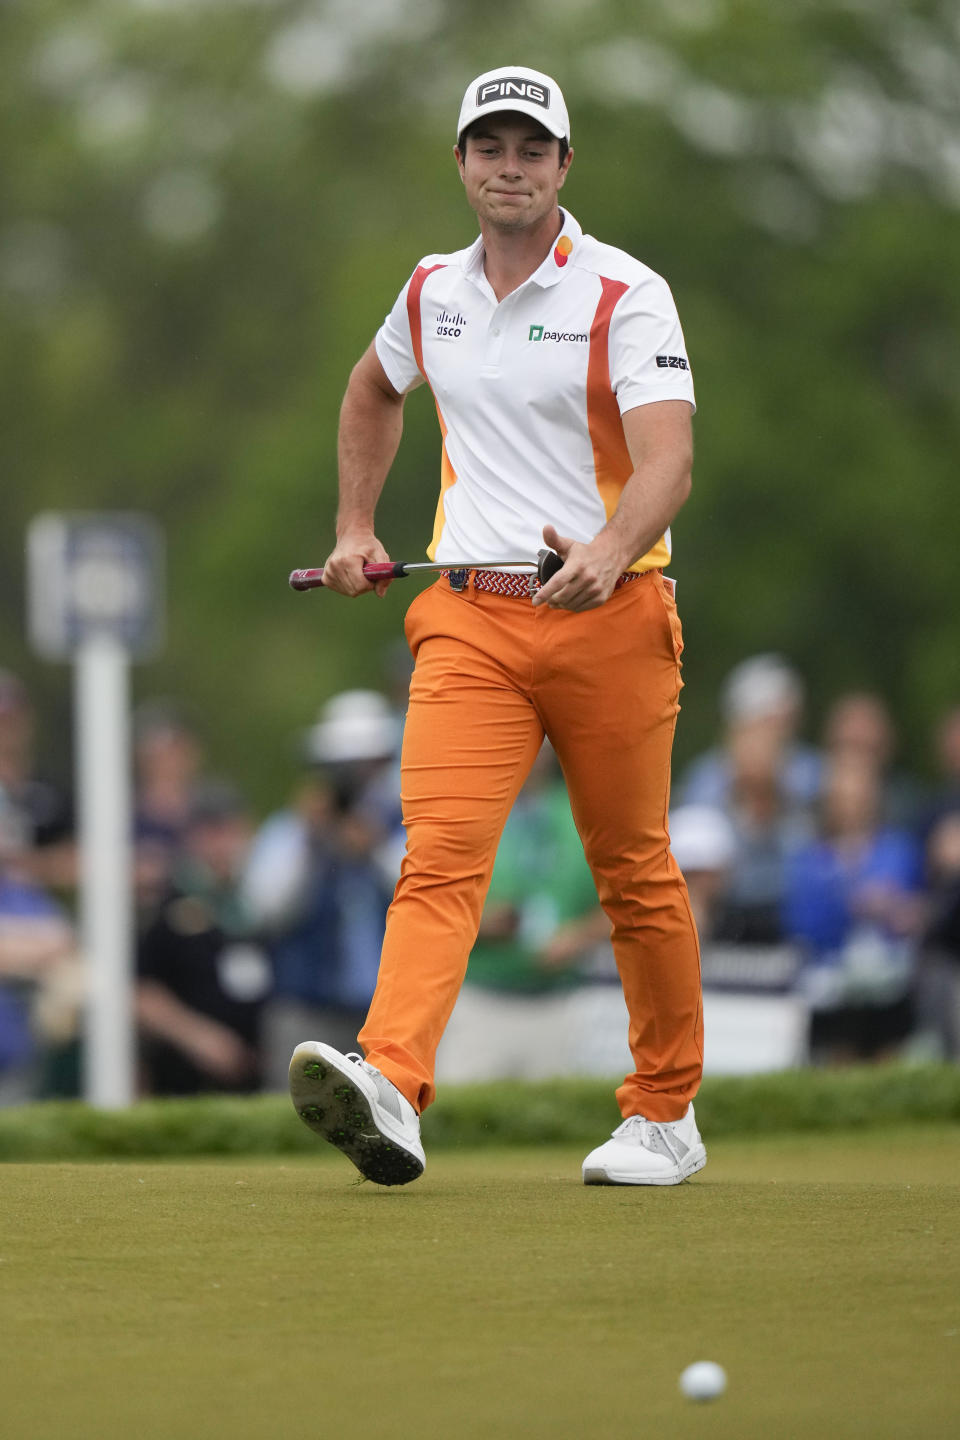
[537, 549, 563, 586]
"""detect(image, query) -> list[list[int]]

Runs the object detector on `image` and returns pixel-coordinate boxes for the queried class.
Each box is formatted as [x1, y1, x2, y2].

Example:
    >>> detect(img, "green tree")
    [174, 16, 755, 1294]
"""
[1, 0, 958, 805]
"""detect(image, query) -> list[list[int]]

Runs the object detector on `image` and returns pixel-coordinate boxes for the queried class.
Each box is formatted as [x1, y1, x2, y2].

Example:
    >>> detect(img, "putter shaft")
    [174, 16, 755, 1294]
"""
[289, 558, 540, 592]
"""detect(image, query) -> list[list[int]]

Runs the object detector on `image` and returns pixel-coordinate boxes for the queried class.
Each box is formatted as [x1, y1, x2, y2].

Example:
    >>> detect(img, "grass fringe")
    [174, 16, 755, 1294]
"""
[1, 1063, 958, 1161]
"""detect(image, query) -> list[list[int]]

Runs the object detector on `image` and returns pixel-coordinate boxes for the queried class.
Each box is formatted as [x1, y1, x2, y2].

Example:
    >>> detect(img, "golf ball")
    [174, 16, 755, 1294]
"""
[679, 1361, 727, 1402]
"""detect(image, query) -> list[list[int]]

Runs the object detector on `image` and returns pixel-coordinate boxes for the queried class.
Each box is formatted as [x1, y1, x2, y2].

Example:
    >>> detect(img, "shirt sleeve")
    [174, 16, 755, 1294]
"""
[608, 273, 696, 415]
[374, 273, 426, 396]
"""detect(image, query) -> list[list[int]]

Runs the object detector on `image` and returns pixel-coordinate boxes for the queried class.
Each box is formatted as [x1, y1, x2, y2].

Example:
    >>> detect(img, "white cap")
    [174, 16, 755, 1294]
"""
[457, 66, 570, 144]
[669, 806, 737, 874]
[306, 690, 398, 765]
[721, 653, 804, 725]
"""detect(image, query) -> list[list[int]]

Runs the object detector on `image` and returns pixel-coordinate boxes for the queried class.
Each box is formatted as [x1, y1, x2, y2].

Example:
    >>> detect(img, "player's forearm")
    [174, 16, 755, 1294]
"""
[336, 365, 405, 538]
[599, 448, 693, 571]
[595, 397, 694, 571]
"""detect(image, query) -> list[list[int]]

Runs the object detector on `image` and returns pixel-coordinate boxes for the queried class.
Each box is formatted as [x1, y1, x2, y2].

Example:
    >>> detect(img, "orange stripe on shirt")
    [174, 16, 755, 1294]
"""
[587, 276, 670, 573]
[407, 264, 458, 560]
[406, 264, 445, 376]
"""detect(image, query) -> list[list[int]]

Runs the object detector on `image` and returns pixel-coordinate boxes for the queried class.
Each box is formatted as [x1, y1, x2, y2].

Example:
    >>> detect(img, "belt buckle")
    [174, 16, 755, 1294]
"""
[448, 568, 468, 592]
[526, 573, 539, 598]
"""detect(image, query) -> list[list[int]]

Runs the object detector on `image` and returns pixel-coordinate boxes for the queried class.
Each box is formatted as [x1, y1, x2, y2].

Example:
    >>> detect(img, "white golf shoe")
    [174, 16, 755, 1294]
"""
[289, 1041, 425, 1186]
[582, 1103, 706, 1186]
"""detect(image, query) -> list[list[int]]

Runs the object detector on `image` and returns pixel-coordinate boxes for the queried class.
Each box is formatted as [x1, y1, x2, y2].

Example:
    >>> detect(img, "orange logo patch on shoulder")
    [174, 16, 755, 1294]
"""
[554, 235, 573, 266]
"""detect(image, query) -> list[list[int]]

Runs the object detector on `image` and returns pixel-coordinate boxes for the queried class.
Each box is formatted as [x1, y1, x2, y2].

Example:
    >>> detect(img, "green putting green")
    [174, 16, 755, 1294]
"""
[5, 1125, 959, 1440]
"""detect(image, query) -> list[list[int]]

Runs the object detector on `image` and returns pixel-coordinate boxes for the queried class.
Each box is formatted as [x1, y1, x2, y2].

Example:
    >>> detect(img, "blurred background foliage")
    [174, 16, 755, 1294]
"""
[2, 0, 959, 809]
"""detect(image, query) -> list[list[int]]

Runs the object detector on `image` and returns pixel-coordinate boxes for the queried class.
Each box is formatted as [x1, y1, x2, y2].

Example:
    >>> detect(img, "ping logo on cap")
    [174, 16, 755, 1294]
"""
[476, 77, 551, 109]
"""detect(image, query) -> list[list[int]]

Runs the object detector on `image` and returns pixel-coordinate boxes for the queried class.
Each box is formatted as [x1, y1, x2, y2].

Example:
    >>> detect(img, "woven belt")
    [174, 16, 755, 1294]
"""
[442, 567, 659, 599]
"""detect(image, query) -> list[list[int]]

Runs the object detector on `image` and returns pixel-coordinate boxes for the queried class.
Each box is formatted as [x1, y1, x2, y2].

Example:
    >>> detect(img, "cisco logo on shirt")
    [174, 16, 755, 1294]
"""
[436, 310, 466, 338]
[528, 324, 588, 344]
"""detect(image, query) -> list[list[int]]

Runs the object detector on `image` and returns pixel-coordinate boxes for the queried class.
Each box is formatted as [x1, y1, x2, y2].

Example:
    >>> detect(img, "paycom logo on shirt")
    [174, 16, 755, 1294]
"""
[528, 325, 588, 343]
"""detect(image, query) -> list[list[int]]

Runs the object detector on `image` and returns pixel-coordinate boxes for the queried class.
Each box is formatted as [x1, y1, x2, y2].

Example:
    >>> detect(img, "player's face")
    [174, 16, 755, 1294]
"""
[455, 114, 572, 232]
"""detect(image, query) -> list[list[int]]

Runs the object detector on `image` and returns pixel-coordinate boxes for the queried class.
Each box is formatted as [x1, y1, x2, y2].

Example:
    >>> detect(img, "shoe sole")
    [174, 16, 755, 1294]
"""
[582, 1144, 707, 1187]
[289, 1046, 424, 1187]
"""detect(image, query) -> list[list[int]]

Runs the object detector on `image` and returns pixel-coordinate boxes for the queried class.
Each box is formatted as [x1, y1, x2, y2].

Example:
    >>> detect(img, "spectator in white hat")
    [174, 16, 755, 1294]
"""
[243, 690, 401, 1089]
[676, 655, 820, 943]
[678, 653, 822, 815]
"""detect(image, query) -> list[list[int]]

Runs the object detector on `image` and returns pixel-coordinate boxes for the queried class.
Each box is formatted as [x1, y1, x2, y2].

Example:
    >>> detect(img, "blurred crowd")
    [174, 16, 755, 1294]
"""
[1, 650, 960, 1104]
[670, 658, 960, 1065]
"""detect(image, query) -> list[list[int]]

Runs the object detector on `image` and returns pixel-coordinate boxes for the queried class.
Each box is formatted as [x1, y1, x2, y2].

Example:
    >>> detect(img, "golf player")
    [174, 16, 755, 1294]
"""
[290, 65, 705, 1187]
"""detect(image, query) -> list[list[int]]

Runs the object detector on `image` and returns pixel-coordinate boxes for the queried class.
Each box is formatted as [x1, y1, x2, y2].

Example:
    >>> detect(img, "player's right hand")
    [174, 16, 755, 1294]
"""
[320, 529, 393, 597]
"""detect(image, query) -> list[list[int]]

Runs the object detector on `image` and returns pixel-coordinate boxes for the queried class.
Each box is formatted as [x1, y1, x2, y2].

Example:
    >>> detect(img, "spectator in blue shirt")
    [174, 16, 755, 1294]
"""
[784, 752, 923, 1062]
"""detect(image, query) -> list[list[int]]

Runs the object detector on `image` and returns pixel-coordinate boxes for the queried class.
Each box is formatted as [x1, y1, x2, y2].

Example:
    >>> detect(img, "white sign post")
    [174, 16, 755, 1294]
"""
[27, 513, 163, 1109]
[75, 632, 134, 1106]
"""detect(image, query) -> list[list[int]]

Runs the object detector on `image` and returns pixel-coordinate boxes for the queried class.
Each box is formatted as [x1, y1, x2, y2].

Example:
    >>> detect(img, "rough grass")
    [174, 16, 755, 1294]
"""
[2, 1062, 960, 1160]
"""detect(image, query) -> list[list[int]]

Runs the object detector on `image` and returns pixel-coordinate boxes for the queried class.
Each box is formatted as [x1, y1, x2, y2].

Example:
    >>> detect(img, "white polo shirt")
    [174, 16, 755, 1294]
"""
[375, 210, 695, 571]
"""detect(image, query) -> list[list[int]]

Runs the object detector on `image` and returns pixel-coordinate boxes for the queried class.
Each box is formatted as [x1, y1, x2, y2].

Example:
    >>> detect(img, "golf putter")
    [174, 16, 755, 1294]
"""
[536, 549, 564, 586]
[290, 552, 563, 592]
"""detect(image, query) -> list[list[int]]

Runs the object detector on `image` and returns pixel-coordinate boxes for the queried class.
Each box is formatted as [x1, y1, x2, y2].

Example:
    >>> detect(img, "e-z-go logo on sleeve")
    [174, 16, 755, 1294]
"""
[528, 325, 588, 343]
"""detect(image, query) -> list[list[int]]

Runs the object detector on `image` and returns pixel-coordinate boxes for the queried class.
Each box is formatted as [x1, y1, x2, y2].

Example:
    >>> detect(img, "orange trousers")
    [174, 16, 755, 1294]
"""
[358, 571, 703, 1122]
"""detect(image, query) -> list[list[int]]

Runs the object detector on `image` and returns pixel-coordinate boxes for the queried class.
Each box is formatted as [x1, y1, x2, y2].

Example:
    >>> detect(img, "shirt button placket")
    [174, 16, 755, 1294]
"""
[482, 308, 508, 374]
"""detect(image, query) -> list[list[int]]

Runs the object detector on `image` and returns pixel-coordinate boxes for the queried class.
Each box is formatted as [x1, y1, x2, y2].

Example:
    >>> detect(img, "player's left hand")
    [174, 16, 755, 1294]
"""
[531, 524, 626, 611]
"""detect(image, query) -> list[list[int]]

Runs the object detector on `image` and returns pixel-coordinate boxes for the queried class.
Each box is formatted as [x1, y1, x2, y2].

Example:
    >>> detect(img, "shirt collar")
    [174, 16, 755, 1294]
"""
[459, 209, 583, 293]
[531, 209, 582, 289]
[461, 233, 487, 283]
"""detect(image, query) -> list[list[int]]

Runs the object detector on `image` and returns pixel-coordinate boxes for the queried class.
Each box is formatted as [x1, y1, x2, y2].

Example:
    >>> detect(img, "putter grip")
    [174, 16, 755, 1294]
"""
[289, 561, 407, 591]
[537, 549, 564, 585]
